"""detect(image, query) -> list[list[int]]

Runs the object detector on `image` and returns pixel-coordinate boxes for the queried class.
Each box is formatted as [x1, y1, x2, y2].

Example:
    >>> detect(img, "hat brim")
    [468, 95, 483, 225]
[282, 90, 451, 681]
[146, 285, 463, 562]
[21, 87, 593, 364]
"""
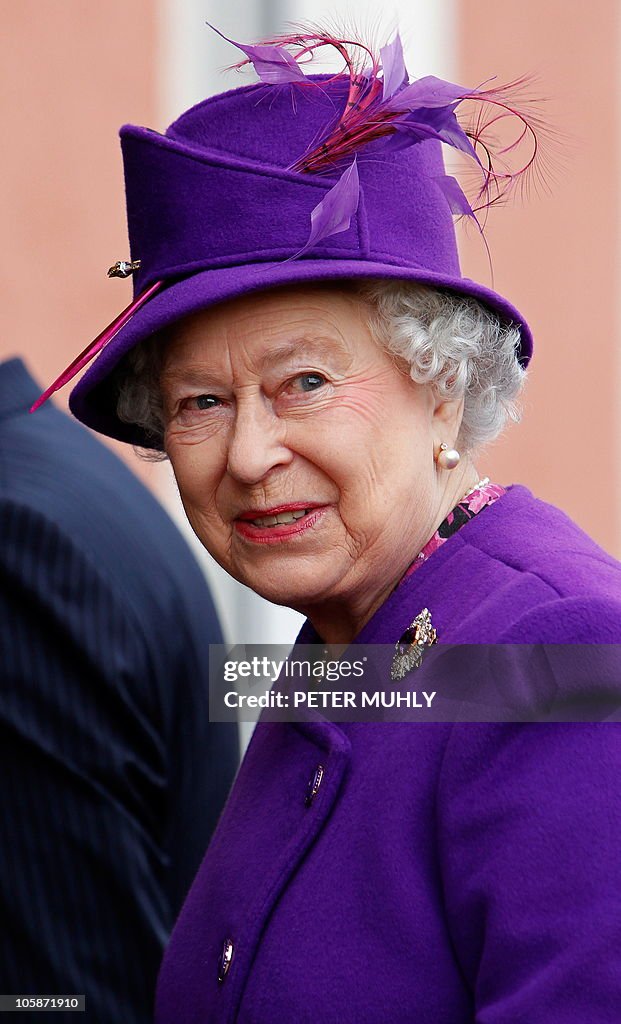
[69, 258, 533, 448]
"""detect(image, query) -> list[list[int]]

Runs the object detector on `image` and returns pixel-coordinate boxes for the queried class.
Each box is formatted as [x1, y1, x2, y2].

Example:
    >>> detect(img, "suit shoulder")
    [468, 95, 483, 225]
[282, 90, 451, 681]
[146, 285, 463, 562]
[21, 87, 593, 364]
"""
[0, 415, 221, 645]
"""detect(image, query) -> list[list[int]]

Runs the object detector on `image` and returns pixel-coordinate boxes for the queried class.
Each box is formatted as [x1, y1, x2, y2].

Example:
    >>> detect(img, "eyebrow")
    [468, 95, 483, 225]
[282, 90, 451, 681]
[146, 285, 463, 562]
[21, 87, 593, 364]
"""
[257, 335, 349, 371]
[160, 335, 350, 390]
[160, 365, 222, 390]
[159, 366, 234, 422]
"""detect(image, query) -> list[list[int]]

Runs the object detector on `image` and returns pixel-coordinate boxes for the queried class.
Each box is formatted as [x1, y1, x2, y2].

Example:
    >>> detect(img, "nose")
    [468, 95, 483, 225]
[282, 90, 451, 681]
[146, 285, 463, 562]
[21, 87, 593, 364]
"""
[226, 393, 293, 484]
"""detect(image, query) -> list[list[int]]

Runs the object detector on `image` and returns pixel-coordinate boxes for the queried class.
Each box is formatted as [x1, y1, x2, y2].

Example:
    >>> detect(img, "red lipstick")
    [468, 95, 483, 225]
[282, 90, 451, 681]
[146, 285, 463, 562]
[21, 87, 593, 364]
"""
[237, 501, 321, 521]
[234, 503, 328, 543]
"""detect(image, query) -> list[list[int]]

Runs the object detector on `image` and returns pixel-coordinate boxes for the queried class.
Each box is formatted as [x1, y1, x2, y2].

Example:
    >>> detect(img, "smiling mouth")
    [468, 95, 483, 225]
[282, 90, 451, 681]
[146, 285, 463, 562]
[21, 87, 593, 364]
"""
[248, 508, 314, 528]
[234, 505, 327, 543]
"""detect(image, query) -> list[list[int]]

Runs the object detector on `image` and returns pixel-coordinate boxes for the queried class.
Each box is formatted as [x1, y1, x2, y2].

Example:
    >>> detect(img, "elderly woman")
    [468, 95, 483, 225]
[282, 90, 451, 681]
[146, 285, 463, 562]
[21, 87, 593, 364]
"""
[37, 26, 621, 1024]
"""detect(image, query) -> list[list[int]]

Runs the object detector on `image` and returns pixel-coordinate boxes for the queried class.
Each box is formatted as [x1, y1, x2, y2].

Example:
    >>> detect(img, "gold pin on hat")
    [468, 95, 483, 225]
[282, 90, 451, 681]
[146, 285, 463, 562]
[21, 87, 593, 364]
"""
[107, 259, 141, 279]
[391, 608, 437, 681]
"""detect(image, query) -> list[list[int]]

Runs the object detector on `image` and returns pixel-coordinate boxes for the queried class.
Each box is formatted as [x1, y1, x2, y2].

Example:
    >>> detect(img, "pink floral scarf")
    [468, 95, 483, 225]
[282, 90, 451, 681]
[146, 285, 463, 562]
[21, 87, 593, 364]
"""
[397, 478, 505, 588]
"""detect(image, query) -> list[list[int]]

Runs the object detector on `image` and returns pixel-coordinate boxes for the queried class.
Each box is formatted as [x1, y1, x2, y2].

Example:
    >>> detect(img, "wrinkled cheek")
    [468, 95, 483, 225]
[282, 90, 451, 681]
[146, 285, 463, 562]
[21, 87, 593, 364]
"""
[185, 499, 233, 566]
[331, 442, 384, 507]
[168, 453, 228, 557]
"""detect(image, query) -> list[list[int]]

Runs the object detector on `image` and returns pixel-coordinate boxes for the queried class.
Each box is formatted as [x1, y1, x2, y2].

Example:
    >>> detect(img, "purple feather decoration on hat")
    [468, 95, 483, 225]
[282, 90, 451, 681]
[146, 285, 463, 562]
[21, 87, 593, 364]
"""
[207, 22, 305, 83]
[218, 23, 553, 250]
[290, 158, 360, 261]
[379, 33, 407, 100]
[434, 175, 475, 218]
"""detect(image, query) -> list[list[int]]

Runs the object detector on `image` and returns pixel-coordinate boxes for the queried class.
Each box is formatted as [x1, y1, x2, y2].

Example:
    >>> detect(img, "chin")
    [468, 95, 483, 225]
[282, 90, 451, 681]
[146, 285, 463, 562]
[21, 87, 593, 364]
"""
[246, 581, 317, 611]
[237, 562, 340, 613]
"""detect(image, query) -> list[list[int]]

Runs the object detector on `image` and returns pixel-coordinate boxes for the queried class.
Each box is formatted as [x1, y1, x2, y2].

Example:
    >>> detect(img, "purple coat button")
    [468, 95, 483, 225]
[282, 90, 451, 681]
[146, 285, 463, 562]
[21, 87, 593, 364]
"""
[305, 764, 325, 807]
[217, 938, 234, 983]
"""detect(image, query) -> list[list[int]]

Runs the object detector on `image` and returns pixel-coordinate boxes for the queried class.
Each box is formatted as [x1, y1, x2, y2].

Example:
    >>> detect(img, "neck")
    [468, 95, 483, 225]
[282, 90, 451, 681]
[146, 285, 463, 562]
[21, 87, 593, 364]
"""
[301, 459, 481, 645]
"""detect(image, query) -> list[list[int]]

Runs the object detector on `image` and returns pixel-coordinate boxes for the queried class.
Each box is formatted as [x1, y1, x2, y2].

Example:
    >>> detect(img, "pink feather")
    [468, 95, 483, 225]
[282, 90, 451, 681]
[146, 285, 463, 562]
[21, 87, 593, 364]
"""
[30, 281, 163, 412]
[214, 24, 554, 219]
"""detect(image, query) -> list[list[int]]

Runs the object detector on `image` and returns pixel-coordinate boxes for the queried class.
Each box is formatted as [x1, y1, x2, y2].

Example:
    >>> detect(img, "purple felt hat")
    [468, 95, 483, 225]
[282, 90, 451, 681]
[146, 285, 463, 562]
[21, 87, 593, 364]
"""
[56, 31, 535, 448]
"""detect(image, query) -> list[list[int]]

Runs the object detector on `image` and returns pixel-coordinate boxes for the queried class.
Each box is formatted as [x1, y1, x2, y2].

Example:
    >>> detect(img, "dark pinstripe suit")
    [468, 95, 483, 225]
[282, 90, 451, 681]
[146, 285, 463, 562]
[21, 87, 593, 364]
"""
[0, 359, 238, 1021]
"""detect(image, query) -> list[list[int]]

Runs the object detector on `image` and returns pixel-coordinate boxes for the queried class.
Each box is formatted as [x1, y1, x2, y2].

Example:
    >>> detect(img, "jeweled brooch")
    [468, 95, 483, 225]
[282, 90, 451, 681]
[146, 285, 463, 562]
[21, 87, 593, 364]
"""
[107, 259, 141, 279]
[390, 608, 437, 681]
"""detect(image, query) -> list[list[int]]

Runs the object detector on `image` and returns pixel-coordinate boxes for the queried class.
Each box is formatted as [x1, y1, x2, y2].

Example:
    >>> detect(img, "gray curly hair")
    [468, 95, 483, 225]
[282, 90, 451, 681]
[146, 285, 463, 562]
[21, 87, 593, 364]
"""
[115, 279, 526, 460]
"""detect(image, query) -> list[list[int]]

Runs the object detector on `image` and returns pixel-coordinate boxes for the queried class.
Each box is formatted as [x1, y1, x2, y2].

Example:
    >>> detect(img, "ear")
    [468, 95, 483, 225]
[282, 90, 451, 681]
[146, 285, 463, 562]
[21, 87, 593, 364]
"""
[431, 391, 466, 448]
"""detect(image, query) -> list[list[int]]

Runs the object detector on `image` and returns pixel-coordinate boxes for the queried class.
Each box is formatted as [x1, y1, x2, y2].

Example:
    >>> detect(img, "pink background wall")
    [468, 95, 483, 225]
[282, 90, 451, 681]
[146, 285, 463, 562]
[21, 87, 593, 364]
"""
[458, 1, 620, 553]
[4, 2, 620, 554]
[1, 1, 158, 482]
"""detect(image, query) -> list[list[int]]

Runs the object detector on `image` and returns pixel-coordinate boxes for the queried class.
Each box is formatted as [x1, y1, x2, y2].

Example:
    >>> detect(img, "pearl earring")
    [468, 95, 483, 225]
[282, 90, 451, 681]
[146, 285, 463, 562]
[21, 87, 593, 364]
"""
[436, 442, 460, 470]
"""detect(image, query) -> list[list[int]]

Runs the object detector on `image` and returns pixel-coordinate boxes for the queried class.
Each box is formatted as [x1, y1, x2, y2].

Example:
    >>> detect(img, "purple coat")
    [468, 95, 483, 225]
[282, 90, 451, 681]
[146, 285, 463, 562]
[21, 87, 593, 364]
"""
[155, 486, 621, 1022]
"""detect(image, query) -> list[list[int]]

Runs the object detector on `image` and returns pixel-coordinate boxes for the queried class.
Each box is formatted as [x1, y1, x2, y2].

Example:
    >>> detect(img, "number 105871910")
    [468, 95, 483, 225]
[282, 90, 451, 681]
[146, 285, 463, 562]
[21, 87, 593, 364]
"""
[1, 995, 84, 1011]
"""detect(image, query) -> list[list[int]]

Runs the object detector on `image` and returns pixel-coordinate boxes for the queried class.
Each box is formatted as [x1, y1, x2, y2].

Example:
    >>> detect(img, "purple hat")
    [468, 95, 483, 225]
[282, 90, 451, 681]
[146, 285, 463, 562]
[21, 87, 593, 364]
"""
[37, 28, 538, 448]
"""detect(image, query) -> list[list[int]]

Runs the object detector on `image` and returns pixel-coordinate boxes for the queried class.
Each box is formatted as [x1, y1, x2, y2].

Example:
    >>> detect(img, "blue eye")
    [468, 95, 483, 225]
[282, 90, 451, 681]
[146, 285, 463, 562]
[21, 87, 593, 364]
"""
[297, 373, 325, 392]
[195, 394, 220, 409]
